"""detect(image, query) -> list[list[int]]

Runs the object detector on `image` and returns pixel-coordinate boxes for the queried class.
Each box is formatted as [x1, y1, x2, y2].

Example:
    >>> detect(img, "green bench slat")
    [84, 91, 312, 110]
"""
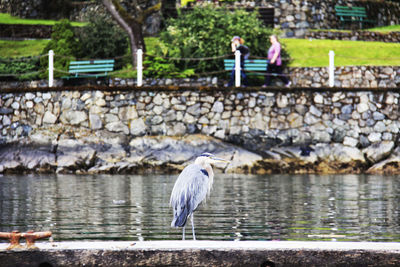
[335, 5, 374, 29]
[69, 60, 115, 65]
[63, 59, 115, 80]
[223, 59, 269, 75]
[69, 64, 114, 70]
[69, 69, 113, 73]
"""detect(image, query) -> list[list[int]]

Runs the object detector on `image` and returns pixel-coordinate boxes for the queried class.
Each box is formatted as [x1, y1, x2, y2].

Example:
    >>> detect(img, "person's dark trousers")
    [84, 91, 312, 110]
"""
[264, 62, 289, 86]
[228, 63, 249, 87]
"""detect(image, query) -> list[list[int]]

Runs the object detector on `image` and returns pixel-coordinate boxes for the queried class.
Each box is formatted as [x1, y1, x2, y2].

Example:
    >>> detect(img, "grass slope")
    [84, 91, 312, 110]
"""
[0, 39, 49, 57]
[0, 13, 86, 27]
[367, 24, 400, 33]
[282, 38, 400, 67]
[1, 38, 399, 68]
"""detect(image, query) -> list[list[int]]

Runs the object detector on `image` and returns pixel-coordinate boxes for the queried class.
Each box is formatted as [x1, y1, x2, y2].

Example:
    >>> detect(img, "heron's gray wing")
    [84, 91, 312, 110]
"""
[170, 164, 209, 227]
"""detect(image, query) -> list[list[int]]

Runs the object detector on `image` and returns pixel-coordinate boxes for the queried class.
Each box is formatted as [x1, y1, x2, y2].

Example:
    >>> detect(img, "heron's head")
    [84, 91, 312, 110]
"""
[195, 152, 230, 165]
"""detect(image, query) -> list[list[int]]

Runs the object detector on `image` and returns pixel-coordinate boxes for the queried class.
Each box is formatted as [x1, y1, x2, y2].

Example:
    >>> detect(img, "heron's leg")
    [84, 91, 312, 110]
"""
[182, 226, 185, 240]
[191, 213, 196, 240]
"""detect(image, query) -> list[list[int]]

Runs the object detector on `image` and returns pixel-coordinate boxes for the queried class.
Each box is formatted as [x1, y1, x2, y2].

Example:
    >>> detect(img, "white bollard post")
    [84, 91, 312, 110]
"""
[137, 49, 143, 87]
[329, 50, 335, 87]
[48, 50, 54, 87]
[235, 50, 241, 87]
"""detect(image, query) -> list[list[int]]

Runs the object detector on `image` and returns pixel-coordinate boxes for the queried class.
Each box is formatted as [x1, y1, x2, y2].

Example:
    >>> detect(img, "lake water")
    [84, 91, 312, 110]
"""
[0, 174, 399, 242]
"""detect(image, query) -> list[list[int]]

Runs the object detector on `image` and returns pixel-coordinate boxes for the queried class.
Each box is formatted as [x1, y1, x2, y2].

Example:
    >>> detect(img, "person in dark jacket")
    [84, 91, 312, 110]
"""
[228, 36, 249, 87]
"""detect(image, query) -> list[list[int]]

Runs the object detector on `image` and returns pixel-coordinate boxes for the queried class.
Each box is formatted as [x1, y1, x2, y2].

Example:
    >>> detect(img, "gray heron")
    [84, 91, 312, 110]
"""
[170, 152, 229, 240]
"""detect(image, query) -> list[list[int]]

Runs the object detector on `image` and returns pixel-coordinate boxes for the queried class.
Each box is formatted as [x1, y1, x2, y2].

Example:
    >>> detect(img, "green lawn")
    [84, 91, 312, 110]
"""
[1, 38, 399, 68]
[282, 38, 400, 67]
[310, 25, 400, 33]
[367, 24, 400, 33]
[0, 13, 86, 27]
[0, 39, 49, 57]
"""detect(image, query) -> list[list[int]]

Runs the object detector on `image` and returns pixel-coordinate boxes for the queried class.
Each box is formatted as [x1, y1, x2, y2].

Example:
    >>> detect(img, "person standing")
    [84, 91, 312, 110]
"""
[263, 35, 291, 87]
[228, 36, 249, 87]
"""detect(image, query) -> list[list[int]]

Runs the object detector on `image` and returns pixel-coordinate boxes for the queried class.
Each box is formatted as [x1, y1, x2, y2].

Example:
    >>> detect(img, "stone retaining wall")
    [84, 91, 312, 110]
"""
[1, 87, 400, 147]
[3, 86, 400, 174]
[0, 24, 52, 39]
[305, 30, 400, 43]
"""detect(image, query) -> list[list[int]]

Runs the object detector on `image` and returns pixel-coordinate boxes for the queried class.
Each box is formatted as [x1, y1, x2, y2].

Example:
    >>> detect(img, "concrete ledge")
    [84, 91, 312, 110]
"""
[1, 241, 400, 266]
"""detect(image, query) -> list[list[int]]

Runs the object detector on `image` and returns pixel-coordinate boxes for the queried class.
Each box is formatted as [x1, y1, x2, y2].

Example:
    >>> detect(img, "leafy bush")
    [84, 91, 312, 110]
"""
[0, 57, 40, 80]
[157, 5, 278, 75]
[143, 56, 194, 78]
[40, 19, 79, 78]
[75, 13, 128, 63]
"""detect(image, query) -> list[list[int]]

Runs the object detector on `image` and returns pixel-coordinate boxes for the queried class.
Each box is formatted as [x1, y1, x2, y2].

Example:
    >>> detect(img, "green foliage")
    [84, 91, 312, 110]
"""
[75, 13, 128, 62]
[143, 56, 194, 78]
[0, 57, 40, 80]
[157, 5, 275, 74]
[40, 19, 79, 78]
[0, 13, 86, 26]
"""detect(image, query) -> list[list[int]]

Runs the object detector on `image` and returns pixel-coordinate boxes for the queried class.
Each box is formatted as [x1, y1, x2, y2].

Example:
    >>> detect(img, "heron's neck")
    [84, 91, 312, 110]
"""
[203, 163, 214, 194]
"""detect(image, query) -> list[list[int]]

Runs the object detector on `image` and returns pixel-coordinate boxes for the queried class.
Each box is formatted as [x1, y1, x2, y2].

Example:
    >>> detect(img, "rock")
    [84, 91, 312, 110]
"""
[89, 113, 102, 130]
[105, 122, 129, 135]
[312, 131, 331, 143]
[0, 108, 13, 115]
[382, 67, 393, 75]
[309, 105, 322, 117]
[363, 141, 394, 164]
[365, 70, 375, 81]
[56, 139, 97, 172]
[119, 106, 138, 121]
[43, 111, 58, 124]
[329, 144, 365, 163]
[343, 136, 358, 147]
[153, 94, 163, 105]
[276, 94, 288, 108]
[372, 111, 385, 120]
[304, 113, 320, 125]
[314, 93, 324, 104]
[187, 103, 201, 116]
[2, 115, 11, 126]
[11, 102, 20, 109]
[25, 92, 35, 100]
[374, 121, 386, 132]
[26, 101, 34, 108]
[212, 101, 224, 113]
[130, 118, 147, 136]
[287, 113, 303, 128]
[367, 147, 400, 174]
[60, 110, 88, 125]
[168, 122, 186, 136]
[368, 132, 382, 143]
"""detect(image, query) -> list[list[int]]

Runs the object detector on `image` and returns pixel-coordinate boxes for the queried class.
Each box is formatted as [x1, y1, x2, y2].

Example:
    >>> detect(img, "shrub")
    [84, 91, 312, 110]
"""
[157, 5, 279, 75]
[40, 19, 79, 78]
[143, 56, 194, 78]
[75, 13, 128, 64]
[0, 57, 40, 81]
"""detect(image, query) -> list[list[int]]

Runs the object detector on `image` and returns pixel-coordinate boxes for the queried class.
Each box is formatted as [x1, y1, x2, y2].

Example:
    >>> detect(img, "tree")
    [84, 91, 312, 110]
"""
[158, 5, 277, 74]
[40, 19, 80, 78]
[75, 12, 128, 60]
[102, 0, 161, 68]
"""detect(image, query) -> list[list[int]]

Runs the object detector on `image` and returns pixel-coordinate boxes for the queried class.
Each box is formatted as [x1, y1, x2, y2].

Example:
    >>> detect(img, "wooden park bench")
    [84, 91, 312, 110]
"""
[335, 5, 374, 29]
[223, 59, 268, 76]
[62, 59, 114, 82]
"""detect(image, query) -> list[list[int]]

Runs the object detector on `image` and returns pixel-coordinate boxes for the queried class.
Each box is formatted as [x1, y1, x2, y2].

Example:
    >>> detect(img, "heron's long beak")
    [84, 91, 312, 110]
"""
[211, 156, 230, 163]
